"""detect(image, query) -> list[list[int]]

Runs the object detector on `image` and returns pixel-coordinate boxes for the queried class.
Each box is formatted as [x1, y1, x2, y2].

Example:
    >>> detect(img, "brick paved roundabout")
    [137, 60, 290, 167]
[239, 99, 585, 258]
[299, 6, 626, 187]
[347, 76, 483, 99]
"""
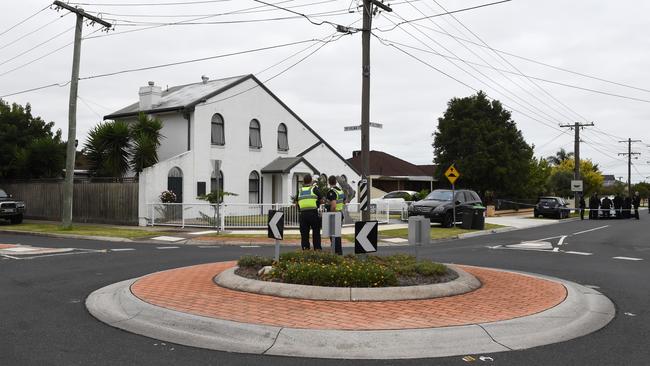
[86, 261, 615, 359]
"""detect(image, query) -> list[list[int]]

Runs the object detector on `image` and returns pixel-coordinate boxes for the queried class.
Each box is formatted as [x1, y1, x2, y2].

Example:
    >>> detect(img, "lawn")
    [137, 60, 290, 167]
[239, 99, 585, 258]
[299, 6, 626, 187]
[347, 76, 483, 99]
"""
[200, 232, 357, 243]
[378, 223, 504, 240]
[0, 223, 172, 239]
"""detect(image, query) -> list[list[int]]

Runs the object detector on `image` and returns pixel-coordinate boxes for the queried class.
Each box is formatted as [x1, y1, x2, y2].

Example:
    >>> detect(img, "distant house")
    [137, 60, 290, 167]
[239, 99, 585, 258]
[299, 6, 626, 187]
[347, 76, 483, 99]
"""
[347, 150, 437, 197]
[602, 174, 617, 188]
[104, 75, 359, 226]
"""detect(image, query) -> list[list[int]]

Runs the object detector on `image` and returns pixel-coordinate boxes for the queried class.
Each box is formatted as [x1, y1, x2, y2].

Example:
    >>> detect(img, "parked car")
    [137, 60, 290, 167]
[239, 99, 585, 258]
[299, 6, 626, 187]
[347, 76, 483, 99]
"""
[408, 189, 482, 228]
[534, 196, 569, 219]
[370, 190, 418, 213]
[0, 189, 25, 224]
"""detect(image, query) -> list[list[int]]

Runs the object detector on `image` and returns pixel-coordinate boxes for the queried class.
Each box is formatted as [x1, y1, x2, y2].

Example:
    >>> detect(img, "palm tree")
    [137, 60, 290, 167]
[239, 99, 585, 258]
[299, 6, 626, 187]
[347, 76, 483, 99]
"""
[84, 121, 131, 178]
[546, 148, 574, 166]
[130, 113, 163, 174]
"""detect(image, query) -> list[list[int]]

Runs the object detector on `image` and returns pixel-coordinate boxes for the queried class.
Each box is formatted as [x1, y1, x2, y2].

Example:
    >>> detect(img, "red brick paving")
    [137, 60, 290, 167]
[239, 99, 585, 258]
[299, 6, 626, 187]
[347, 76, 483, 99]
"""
[0, 244, 17, 249]
[131, 262, 567, 330]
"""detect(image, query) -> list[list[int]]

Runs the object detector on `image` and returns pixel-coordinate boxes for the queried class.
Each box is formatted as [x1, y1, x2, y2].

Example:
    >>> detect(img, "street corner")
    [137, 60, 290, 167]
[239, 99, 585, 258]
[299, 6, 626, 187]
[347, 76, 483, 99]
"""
[86, 261, 614, 359]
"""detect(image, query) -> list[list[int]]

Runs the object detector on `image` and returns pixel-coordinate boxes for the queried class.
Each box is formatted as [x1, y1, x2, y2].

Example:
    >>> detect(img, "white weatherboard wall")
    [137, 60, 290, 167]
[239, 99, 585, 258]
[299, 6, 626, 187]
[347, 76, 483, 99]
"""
[137, 77, 360, 226]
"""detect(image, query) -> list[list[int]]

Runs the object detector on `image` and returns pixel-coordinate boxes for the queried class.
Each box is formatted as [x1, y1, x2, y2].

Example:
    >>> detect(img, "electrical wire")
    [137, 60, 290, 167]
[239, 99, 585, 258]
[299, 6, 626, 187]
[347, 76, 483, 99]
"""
[0, 13, 69, 52]
[0, 5, 50, 38]
[0, 82, 70, 98]
[0, 26, 74, 68]
[535, 130, 571, 150]
[68, 0, 232, 6]
[250, 0, 341, 28]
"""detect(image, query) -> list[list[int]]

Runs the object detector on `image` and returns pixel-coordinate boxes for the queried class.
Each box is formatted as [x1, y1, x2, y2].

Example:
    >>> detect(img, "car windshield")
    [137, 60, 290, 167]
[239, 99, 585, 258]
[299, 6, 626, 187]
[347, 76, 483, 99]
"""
[0, 189, 7, 198]
[425, 190, 453, 201]
[539, 198, 557, 204]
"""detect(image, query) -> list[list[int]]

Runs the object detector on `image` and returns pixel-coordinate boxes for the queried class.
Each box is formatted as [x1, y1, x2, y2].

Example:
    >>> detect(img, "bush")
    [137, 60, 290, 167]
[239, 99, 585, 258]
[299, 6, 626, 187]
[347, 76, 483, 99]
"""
[272, 259, 397, 287]
[280, 250, 343, 265]
[238, 255, 274, 269]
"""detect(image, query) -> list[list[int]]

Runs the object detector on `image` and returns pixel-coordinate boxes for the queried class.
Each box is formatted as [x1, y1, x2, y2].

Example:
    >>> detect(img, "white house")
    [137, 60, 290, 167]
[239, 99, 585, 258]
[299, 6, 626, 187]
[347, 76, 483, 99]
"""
[104, 74, 360, 226]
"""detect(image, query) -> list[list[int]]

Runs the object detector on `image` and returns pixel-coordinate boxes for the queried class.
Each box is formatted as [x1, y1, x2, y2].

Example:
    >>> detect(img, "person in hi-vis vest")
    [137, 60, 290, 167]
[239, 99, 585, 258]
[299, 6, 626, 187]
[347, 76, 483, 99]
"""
[326, 175, 346, 255]
[296, 174, 323, 250]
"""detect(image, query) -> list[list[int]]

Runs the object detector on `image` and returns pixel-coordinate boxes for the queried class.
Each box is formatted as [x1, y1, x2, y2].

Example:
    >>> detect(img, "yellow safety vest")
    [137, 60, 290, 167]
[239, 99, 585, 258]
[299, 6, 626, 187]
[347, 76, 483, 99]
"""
[298, 186, 318, 210]
[332, 187, 346, 212]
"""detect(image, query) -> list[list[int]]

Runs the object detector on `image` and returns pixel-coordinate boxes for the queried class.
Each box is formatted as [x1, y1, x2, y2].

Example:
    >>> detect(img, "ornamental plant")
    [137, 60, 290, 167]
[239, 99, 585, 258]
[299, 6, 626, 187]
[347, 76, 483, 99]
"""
[159, 190, 177, 203]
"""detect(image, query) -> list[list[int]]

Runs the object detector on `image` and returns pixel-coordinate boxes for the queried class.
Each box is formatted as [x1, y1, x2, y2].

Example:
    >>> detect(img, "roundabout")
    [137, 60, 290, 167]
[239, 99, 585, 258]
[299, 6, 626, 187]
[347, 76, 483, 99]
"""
[86, 260, 614, 359]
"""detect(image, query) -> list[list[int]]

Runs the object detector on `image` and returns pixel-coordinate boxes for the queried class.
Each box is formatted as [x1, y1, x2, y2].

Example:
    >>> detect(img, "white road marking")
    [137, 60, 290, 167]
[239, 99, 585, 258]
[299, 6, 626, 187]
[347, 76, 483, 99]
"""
[198, 246, 221, 249]
[573, 225, 609, 236]
[584, 285, 600, 289]
[564, 251, 593, 256]
[156, 246, 179, 250]
[624, 312, 637, 316]
[3, 247, 38, 252]
[506, 241, 553, 250]
[188, 230, 220, 235]
[151, 236, 185, 242]
[613, 256, 643, 261]
[110, 248, 135, 252]
[240, 245, 261, 248]
[553, 235, 568, 252]
[383, 238, 409, 243]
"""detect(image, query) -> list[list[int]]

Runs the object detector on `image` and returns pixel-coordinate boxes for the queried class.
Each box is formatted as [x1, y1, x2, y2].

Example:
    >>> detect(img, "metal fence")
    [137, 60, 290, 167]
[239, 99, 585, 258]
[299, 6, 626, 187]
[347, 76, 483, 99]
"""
[147, 202, 390, 229]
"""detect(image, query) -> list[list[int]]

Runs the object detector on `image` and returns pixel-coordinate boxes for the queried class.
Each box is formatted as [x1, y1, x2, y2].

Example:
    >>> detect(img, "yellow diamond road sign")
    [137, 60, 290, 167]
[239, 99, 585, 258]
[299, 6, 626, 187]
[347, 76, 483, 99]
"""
[444, 164, 460, 185]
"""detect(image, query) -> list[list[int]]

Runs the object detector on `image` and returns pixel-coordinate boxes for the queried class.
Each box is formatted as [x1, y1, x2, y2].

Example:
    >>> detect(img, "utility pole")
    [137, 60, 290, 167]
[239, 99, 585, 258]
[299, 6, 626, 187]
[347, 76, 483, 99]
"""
[53, 1, 111, 229]
[560, 122, 594, 210]
[618, 138, 641, 196]
[360, 0, 391, 221]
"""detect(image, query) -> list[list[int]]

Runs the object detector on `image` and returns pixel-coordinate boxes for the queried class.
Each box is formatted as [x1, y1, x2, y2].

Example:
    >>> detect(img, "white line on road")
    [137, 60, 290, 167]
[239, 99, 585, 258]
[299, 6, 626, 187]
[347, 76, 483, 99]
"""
[612, 256, 644, 261]
[573, 225, 609, 236]
[553, 235, 568, 252]
[151, 236, 185, 242]
[110, 248, 135, 252]
[156, 246, 179, 250]
[564, 251, 593, 256]
[240, 245, 261, 248]
[198, 246, 221, 249]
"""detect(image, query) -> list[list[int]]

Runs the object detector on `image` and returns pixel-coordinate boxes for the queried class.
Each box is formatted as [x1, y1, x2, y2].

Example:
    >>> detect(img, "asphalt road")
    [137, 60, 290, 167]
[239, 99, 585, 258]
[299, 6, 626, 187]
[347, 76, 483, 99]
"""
[1, 214, 649, 365]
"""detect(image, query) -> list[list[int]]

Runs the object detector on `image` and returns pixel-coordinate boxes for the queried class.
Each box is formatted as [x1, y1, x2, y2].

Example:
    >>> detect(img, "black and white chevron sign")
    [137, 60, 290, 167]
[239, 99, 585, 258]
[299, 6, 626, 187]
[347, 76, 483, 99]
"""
[267, 210, 284, 240]
[358, 179, 369, 211]
[354, 220, 378, 254]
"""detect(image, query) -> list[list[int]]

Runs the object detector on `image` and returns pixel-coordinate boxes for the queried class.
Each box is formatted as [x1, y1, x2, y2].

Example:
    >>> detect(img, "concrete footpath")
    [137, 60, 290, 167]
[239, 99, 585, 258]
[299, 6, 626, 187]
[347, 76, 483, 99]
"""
[86, 261, 614, 360]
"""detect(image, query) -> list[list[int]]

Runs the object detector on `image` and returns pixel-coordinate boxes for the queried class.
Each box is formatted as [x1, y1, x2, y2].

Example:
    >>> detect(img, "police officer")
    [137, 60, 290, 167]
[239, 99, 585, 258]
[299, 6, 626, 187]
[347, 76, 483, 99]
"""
[613, 194, 623, 219]
[579, 194, 586, 220]
[623, 195, 632, 219]
[589, 193, 600, 219]
[633, 191, 641, 220]
[297, 174, 322, 250]
[601, 196, 612, 219]
[326, 175, 346, 255]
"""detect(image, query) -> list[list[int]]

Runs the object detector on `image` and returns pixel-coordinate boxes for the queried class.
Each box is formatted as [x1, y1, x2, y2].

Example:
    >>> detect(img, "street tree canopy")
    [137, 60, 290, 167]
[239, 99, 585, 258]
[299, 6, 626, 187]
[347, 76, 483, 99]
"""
[548, 159, 603, 196]
[0, 100, 66, 179]
[433, 91, 534, 198]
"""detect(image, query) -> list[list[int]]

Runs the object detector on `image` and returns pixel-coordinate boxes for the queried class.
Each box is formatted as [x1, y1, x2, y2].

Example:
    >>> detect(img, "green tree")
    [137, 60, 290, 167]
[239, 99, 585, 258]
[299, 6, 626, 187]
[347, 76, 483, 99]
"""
[546, 148, 574, 166]
[632, 181, 650, 198]
[85, 121, 131, 178]
[526, 156, 552, 197]
[130, 113, 163, 174]
[433, 91, 534, 198]
[0, 100, 66, 178]
[547, 159, 603, 196]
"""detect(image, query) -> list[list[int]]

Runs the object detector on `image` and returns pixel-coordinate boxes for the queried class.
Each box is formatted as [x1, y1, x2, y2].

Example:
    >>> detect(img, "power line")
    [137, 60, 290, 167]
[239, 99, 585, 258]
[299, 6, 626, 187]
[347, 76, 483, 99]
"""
[0, 13, 69, 51]
[0, 26, 74, 68]
[0, 82, 70, 98]
[108, 10, 351, 26]
[0, 5, 50, 38]
[250, 0, 342, 28]
[67, 0, 232, 6]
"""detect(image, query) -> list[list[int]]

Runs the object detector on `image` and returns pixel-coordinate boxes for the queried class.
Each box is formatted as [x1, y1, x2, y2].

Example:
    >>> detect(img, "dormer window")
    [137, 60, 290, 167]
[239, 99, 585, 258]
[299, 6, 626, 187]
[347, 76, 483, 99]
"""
[277, 123, 288, 151]
[249, 119, 262, 148]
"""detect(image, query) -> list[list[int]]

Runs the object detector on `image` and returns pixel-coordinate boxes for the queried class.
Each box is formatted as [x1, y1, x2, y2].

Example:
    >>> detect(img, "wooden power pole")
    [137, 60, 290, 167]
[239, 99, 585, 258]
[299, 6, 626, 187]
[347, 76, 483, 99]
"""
[560, 122, 593, 209]
[618, 138, 641, 196]
[52, 1, 111, 229]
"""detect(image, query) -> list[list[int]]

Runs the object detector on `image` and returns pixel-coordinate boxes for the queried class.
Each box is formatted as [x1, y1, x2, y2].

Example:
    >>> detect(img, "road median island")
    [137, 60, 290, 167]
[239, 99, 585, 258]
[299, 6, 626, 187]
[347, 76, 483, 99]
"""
[86, 256, 615, 359]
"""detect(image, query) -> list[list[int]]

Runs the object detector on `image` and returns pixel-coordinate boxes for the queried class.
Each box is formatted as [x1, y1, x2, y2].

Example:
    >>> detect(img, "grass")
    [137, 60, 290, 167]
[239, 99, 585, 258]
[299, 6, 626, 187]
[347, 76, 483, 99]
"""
[378, 223, 504, 240]
[0, 223, 172, 239]
[200, 232, 357, 242]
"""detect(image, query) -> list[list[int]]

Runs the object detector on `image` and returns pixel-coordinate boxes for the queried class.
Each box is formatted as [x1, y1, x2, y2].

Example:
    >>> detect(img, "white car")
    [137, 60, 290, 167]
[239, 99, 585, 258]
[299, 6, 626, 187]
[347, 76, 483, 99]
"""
[371, 190, 418, 213]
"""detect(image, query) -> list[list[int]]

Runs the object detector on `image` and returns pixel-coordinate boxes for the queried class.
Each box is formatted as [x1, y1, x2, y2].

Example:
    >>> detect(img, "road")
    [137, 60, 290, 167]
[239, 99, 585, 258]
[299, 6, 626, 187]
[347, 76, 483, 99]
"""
[1, 214, 648, 365]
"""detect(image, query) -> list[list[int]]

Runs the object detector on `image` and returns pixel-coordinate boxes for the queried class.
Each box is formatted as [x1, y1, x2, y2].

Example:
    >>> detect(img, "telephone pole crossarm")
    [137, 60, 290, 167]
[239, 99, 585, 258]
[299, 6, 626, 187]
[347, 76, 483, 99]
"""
[53, 1, 112, 28]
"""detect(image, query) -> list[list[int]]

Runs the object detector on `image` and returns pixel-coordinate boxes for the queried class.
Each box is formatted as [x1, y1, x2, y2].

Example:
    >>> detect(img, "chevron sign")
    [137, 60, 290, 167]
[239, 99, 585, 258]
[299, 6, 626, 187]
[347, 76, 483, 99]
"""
[355, 221, 378, 254]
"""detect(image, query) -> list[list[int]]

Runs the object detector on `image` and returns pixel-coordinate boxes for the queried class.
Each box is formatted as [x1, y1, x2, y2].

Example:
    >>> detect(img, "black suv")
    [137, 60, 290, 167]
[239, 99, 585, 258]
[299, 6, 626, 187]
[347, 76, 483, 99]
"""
[534, 196, 569, 219]
[0, 189, 25, 224]
[408, 189, 482, 227]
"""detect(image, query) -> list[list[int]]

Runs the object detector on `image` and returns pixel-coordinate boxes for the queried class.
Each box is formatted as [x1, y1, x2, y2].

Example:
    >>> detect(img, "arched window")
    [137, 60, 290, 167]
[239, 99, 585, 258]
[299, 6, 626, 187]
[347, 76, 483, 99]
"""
[277, 123, 288, 151]
[341, 174, 347, 182]
[248, 171, 260, 203]
[211, 113, 225, 145]
[167, 167, 183, 203]
[249, 119, 262, 148]
[210, 170, 224, 193]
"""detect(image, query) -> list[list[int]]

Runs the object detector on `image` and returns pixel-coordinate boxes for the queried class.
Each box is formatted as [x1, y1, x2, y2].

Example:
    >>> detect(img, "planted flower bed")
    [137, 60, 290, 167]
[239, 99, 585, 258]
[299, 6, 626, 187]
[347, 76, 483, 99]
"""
[236, 251, 457, 288]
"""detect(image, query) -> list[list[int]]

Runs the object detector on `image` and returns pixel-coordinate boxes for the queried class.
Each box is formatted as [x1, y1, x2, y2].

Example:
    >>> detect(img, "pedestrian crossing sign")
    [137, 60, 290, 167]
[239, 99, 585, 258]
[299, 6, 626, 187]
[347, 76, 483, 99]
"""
[444, 164, 460, 185]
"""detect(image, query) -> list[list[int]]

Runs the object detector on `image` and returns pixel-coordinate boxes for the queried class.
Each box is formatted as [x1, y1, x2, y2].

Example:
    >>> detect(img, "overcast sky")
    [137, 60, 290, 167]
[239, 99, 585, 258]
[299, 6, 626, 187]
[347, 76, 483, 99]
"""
[2, 0, 649, 183]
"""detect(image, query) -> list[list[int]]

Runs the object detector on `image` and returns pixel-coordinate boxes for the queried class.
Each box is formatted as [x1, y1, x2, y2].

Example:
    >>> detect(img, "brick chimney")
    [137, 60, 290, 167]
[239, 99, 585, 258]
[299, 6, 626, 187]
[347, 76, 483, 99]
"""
[139, 81, 162, 110]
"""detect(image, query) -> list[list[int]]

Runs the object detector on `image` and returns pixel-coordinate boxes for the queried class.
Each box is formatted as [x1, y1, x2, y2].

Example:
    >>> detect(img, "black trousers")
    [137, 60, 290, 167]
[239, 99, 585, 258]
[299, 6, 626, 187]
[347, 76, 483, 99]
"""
[580, 208, 585, 220]
[634, 206, 640, 219]
[299, 209, 321, 250]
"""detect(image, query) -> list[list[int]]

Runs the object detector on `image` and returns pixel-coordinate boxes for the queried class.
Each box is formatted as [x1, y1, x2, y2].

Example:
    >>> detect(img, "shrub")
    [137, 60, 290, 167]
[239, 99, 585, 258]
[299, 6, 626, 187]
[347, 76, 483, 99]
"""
[238, 255, 274, 269]
[280, 250, 343, 265]
[272, 259, 397, 287]
[159, 190, 177, 203]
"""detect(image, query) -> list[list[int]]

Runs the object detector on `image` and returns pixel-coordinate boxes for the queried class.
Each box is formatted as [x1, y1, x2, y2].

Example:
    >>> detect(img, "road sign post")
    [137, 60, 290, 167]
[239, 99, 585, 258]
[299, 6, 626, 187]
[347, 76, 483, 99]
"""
[322, 212, 342, 252]
[571, 180, 583, 192]
[408, 216, 429, 260]
[358, 179, 369, 212]
[354, 221, 378, 254]
[444, 165, 460, 228]
[267, 210, 284, 261]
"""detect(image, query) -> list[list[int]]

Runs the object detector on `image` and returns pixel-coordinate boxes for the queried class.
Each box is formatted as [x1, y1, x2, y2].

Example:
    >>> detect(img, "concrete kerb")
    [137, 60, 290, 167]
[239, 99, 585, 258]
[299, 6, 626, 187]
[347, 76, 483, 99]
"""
[86, 267, 615, 360]
[0, 229, 134, 242]
[214, 265, 480, 301]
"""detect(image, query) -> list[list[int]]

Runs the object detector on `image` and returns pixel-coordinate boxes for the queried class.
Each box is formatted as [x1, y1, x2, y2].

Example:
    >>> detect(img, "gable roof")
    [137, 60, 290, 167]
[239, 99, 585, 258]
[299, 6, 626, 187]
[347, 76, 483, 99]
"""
[104, 74, 360, 175]
[602, 174, 616, 181]
[347, 151, 437, 178]
[261, 157, 318, 174]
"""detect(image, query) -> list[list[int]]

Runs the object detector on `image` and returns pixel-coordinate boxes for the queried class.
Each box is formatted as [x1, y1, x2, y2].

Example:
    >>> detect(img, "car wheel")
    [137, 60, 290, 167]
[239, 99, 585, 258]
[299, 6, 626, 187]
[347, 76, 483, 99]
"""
[442, 211, 453, 228]
[10, 214, 23, 224]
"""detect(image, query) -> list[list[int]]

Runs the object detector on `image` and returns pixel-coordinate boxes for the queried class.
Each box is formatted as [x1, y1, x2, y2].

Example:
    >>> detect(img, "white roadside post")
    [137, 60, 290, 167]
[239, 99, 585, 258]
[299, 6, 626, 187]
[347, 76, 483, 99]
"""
[267, 210, 284, 262]
[322, 212, 342, 252]
[408, 216, 429, 260]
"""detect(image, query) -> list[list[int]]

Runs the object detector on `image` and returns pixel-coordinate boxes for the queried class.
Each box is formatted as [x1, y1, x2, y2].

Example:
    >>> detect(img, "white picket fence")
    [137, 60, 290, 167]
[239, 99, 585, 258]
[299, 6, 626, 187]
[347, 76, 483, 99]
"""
[146, 202, 390, 229]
